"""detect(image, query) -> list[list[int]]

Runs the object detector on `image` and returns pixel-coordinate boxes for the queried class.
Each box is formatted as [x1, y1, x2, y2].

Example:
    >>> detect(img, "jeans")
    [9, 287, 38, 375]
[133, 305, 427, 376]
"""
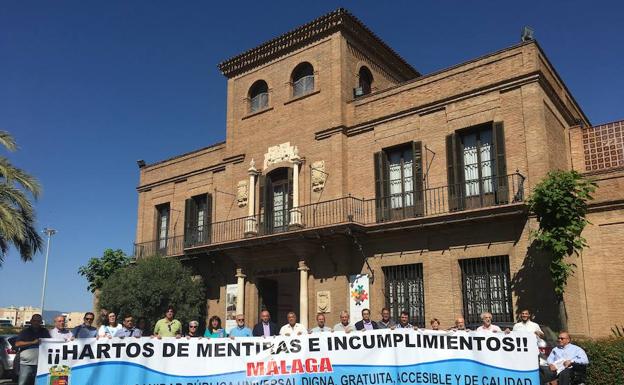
[18, 364, 37, 385]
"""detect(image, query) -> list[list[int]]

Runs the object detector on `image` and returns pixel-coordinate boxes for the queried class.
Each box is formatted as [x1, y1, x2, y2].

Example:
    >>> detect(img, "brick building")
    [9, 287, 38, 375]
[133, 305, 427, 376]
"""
[133, 9, 623, 338]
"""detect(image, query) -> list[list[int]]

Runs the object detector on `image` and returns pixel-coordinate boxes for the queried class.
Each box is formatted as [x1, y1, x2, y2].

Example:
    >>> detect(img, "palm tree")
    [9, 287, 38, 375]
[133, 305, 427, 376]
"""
[0, 131, 43, 265]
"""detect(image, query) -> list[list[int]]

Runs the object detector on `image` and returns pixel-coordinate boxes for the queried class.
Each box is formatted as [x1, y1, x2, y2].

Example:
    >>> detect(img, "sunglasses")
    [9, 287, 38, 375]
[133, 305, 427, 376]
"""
[189, 325, 197, 328]
[85, 318, 94, 321]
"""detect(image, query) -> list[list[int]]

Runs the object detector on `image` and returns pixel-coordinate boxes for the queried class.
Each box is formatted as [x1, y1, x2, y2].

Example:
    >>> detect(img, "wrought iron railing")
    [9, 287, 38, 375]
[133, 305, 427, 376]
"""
[134, 235, 185, 259]
[134, 173, 525, 257]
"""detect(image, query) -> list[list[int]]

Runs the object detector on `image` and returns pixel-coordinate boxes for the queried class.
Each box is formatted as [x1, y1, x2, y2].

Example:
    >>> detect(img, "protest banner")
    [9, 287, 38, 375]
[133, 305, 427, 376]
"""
[37, 329, 539, 385]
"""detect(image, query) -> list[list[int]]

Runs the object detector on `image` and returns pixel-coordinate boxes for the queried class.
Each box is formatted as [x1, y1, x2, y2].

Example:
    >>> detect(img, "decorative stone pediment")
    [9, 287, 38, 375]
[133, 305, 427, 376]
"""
[264, 142, 299, 169]
[311, 160, 327, 192]
[237, 180, 248, 207]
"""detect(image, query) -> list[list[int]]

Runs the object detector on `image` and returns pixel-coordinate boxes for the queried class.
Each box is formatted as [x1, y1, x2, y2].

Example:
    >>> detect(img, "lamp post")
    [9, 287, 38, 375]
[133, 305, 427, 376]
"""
[40, 228, 56, 315]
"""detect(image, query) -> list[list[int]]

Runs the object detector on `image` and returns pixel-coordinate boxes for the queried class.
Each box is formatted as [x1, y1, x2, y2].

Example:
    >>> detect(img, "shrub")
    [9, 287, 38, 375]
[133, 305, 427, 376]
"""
[99, 255, 205, 330]
[576, 337, 624, 384]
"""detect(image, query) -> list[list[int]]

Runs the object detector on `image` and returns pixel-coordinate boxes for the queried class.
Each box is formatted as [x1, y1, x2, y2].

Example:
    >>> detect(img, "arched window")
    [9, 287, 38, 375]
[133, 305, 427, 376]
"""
[358, 66, 373, 96]
[249, 80, 269, 113]
[291, 62, 314, 97]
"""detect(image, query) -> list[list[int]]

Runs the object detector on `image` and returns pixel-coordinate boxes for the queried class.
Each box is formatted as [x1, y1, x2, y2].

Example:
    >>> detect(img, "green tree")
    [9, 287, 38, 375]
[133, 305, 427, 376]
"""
[0, 131, 43, 265]
[527, 170, 596, 329]
[78, 248, 132, 293]
[98, 256, 205, 328]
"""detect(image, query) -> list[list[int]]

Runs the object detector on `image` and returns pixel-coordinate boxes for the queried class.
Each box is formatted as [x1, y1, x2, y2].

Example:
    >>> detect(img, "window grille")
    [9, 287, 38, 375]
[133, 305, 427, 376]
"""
[460, 256, 513, 324]
[383, 263, 425, 327]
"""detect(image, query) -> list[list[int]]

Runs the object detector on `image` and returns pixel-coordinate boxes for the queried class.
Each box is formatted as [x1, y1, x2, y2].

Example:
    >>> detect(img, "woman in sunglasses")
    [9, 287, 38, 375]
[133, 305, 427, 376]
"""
[184, 320, 202, 338]
[204, 315, 225, 338]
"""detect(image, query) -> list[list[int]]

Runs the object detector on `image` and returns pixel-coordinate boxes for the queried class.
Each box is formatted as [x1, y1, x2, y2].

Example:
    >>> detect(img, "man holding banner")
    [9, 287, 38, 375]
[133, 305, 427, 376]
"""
[16, 314, 49, 385]
[354, 308, 378, 331]
[280, 311, 306, 336]
[153, 306, 182, 338]
[229, 314, 253, 337]
[252, 310, 278, 337]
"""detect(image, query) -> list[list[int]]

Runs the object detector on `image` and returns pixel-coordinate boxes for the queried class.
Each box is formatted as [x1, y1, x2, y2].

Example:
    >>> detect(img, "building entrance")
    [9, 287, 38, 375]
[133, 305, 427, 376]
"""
[257, 272, 300, 327]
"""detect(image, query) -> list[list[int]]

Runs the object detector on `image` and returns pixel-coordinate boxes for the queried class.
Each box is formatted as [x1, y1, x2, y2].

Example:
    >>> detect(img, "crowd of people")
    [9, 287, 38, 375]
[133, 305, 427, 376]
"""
[13, 307, 588, 385]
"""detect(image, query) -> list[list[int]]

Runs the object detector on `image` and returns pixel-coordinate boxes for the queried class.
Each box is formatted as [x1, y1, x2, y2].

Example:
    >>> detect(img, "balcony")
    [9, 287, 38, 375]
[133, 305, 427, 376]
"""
[134, 173, 525, 258]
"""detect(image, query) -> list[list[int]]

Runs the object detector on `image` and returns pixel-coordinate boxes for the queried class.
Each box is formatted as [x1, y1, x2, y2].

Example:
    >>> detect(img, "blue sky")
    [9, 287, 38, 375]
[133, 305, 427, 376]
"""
[0, 0, 622, 312]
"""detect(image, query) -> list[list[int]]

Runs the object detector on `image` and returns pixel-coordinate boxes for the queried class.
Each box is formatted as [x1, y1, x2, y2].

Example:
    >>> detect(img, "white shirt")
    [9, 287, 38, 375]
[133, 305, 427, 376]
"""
[50, 328, 73, 340]
[333, 323, 355, 332]
[279, 323, 307, 336]
[477, 324, 502, 333]
[513, 320, 543, 335]
[98, 324, 123, 337]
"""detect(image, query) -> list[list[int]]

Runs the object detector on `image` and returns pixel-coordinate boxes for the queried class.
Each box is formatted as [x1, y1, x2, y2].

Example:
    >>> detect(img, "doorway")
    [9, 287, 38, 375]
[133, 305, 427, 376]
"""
[262, 168, 293, 234]
[257, 272, 300, 326]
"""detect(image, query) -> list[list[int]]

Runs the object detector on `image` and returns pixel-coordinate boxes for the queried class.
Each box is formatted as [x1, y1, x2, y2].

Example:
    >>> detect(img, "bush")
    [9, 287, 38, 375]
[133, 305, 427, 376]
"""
[576, 337, 624, 384]
[99, 256, 205, 331]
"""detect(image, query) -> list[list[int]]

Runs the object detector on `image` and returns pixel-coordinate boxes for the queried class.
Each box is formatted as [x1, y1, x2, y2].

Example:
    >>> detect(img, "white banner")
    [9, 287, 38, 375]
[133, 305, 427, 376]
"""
[349, 274, 370, 323]
[37, 329, 540, 385]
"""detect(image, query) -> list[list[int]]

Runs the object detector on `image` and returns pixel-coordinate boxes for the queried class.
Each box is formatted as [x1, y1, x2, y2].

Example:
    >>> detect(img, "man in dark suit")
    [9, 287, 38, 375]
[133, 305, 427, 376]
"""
[252, 310, 279, 337]
[354, 308, 379, 331]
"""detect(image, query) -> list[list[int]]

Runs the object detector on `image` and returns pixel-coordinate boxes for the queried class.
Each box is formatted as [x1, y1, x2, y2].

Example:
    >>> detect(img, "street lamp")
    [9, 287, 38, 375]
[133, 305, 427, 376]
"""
[40, 228, 57, 315]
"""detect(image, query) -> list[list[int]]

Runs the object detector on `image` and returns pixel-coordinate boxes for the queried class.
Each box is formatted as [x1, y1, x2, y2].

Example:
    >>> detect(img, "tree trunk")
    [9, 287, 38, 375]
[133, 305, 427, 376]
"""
[93, 289, 104, 326]
[557, 298, 568, 331]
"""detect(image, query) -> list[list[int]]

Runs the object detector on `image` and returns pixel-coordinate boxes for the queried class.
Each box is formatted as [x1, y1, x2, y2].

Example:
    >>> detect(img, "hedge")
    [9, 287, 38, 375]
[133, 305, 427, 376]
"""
[576, 337, 624, 384]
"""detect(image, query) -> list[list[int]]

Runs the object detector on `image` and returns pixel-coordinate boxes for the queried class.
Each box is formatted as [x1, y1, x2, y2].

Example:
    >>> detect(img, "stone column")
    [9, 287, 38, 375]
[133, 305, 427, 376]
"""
[245, 159, 259, 236]
[290, 153, 303, 228]
[298, 260, 309, 328]
[235, 268, 246, 315]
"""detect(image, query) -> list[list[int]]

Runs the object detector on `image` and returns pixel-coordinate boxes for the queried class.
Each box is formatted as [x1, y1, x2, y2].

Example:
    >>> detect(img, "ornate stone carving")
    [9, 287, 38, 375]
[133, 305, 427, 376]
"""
[316, 290, 331, 313]
[264, 142, 299, 169]
[248, 158, 257, 173]
[237, 180, 248, 207]
[311, 160, 327, 192]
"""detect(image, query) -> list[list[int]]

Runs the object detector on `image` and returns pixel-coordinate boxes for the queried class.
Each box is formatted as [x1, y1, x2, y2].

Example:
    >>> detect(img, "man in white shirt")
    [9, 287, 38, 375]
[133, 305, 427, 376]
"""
[309, 313, 331, 333]
[49, 315, 73, 341]
[541, 332, 589, 385]
[98, 312, 123, 337]
[333, 311, 354, 333]
[476, 312, 501, 333]
[512, 309, 544, 338]
[280, 312, 306, 336]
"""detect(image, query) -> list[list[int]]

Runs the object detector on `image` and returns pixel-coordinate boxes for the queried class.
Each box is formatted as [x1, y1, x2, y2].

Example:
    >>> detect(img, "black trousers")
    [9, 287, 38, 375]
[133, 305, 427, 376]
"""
[540, 366, 573, 385]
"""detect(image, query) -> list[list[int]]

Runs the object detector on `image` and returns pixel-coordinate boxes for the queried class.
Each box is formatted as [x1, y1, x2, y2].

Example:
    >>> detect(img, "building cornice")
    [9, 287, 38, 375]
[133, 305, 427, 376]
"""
[142, 141, 226, 169]
[137, 153, 245, 192]
[314, 71, 582, 140]
[217, 8, 419, 79]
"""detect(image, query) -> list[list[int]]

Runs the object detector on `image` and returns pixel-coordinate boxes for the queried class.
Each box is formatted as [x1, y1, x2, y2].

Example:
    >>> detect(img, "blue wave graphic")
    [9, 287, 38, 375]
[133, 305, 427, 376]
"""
[36, 359, 539, 385]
